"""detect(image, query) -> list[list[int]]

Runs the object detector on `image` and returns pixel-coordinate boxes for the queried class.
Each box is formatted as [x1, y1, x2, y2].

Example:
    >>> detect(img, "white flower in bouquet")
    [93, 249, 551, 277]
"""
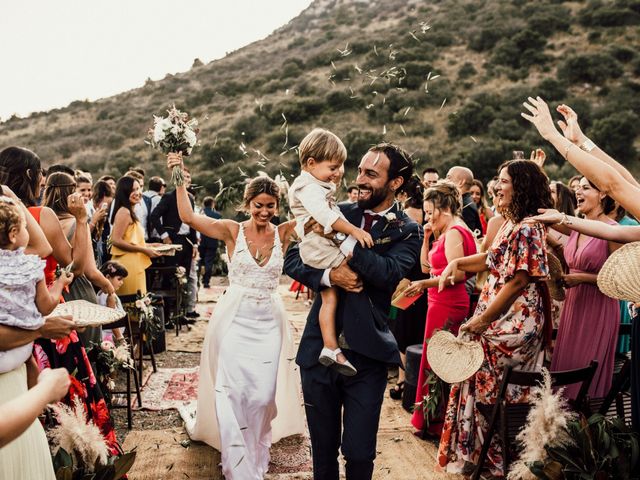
[147, 105, 199, 187]
[100, 340, 115, 351]
[49, 396, 110, 471]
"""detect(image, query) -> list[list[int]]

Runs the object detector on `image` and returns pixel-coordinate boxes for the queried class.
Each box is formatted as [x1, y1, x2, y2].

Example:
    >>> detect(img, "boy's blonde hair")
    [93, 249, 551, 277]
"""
[0, 197, 22, 249]
[298, 128, 347, 167]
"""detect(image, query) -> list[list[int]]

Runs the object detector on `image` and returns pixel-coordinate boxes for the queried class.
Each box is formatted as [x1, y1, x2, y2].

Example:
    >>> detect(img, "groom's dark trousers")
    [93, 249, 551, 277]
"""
[284, 202, 422, 480]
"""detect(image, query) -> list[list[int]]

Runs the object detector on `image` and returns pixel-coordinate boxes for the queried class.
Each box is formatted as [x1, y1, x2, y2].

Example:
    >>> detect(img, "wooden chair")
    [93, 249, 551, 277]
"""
[101, 315, 142, 429]
[146, 264, 187, 336]
[588, 323, 633, 425]
[472, 360, 598, 480]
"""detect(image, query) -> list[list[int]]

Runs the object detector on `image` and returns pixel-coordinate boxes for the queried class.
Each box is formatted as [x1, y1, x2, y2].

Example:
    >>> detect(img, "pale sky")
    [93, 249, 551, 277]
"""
[0, 0, 313, 120]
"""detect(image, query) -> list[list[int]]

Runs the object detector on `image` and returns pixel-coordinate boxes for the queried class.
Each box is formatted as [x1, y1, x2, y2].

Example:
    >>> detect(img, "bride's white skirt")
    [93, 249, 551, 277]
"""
[216, 300, 280, 479]
[179, 285, 304, 480]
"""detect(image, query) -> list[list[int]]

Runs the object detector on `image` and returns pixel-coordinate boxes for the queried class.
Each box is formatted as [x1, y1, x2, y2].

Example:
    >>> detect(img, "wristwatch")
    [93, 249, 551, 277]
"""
[334, 232, 347, 245]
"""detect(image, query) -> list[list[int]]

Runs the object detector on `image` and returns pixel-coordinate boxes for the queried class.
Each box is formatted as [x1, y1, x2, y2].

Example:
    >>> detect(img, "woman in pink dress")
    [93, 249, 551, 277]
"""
[550, 177, 621, 398]
[403, 181, 477, 435]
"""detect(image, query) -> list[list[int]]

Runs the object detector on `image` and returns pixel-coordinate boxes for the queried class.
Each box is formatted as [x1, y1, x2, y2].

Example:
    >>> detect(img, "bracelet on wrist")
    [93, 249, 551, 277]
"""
[579, 138, 596, 152]
[560, 213, 573, 226]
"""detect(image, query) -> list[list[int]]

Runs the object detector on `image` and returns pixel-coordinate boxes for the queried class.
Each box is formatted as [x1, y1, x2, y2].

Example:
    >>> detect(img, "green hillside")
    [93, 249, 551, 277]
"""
[1, 0, 639, 206]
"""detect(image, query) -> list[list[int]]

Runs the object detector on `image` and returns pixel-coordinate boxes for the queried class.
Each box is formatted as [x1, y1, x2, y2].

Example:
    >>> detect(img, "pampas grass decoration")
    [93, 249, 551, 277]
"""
[49, 396, 109, 471]
[507, 369, 576, 480]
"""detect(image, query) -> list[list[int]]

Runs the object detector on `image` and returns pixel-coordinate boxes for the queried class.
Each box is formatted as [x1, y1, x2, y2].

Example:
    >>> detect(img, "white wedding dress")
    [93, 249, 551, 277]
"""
[180, 224, 304, 479]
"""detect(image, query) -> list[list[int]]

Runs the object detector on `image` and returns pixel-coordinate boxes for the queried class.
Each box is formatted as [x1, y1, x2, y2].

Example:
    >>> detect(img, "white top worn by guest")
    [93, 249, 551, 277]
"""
[0, 249, 46, 373]
[288, 170, 346, 270]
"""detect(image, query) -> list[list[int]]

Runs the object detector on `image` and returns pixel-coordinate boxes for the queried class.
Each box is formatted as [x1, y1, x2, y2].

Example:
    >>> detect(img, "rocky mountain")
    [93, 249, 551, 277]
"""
[1, 0, 639, 206]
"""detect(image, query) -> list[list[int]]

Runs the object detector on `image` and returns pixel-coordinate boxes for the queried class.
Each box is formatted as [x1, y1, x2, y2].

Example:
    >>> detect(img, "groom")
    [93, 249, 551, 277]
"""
[284, 143, 422, 479]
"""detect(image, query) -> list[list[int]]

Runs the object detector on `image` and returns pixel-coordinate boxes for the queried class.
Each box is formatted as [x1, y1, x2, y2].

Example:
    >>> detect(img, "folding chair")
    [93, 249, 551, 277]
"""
[589, 323, 633, 425]
[472, 360, 598, 480]
[101, 315, 142, 429]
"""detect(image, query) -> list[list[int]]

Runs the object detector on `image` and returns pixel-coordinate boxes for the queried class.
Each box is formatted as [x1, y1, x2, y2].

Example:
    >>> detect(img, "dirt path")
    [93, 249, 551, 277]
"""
[120, 278, 461, 479]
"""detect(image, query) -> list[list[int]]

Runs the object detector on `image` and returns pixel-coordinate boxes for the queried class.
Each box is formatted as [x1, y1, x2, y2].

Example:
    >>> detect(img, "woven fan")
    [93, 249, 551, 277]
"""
[598, 242, 640, 303]
[151, 244, 183, 252]
[546, 251, 565, 302]
[49, 300, 125, 327]
[427, 330, 484, 384]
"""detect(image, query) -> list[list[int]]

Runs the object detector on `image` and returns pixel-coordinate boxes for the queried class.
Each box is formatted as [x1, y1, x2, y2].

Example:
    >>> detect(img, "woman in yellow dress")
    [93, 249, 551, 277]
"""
[109, 176, 159, 297]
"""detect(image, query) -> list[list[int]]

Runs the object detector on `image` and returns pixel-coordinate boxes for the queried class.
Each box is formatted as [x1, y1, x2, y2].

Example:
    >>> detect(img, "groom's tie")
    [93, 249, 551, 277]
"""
[362, 212, 381, 233]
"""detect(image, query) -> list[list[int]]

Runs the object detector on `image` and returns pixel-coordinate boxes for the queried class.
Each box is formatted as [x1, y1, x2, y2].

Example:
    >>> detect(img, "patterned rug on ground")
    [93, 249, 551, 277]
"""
[134, 367, 199, 410]
[131, 365, 312, 474]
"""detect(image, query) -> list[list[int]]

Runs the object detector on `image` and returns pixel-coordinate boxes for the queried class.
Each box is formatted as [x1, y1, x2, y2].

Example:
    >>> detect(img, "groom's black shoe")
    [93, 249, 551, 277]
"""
[186, 311, 200, 319]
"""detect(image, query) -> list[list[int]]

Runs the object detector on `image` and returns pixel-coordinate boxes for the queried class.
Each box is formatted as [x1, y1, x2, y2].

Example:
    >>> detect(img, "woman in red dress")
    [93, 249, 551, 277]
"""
[403, 181, 477, 435]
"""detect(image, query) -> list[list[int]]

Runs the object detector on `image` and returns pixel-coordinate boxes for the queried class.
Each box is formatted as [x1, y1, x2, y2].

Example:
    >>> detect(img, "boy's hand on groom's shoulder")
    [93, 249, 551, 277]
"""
[330, 260, 362, 293]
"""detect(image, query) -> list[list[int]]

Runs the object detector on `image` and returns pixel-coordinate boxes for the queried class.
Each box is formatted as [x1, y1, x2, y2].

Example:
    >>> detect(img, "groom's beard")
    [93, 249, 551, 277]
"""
[357, 184, 390, 210]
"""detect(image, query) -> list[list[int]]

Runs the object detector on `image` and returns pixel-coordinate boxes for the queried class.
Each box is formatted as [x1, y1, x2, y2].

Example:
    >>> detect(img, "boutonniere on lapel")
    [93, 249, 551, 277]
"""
[382, 212, 403, 232]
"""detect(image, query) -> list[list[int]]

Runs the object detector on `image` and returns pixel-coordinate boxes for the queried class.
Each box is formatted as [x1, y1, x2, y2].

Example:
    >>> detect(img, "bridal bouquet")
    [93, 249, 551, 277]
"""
[147, 105, 199, 186]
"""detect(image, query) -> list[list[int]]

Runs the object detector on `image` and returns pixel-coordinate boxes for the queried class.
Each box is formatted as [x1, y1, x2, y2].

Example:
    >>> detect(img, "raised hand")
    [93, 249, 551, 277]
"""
[67, 193, 88, 221]
[531, 208, 563, 225]
[529, 148, 546, 168]
[167, 152, 184, 171]
[521, 96, 559, 141]
[556, 104, 587, 145]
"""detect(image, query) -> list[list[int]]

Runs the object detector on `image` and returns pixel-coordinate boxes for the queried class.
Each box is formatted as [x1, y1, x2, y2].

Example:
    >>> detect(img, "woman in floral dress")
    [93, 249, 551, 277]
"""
[436, 159, 553, 477]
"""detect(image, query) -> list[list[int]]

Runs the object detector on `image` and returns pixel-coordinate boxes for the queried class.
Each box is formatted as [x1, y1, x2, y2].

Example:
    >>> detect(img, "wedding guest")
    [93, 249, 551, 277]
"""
[150, 169, 198, 318]
[446, 166, 483, 237]
[75, 173, 93, 215]
[0, 367, 70, 479]
[98, 175, 116, 194]
[436, 159, 552, 477]
[0, 147, 120, 454]
[199, 196, 222, 289]
[44, 173, 115, 346]
[547, 177, 621, 398]
[346, 184, 359, 203]
[110, 176, 159, 299]
[389, 175, 426, 398]
[143, 176, 166, 241]
[568, 175, 581, 193]
[470, 179, 494, 236]
[89, 180, 114, 266]
[422, 167, 439, 188]
[402, 181, 477, 435]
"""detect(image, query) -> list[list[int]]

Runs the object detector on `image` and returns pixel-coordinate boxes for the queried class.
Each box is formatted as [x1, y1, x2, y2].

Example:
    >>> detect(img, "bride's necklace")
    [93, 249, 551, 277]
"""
[244, 226, 275, 266]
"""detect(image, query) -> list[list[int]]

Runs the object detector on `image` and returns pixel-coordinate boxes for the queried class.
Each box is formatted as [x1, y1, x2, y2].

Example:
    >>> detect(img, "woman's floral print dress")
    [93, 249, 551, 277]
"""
[437, 220, 549, 477]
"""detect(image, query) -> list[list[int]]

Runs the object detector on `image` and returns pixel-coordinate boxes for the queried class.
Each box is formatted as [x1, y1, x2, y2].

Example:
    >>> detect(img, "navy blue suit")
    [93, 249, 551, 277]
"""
[284, 202, 422, 479]
[199, 207, 222, 286]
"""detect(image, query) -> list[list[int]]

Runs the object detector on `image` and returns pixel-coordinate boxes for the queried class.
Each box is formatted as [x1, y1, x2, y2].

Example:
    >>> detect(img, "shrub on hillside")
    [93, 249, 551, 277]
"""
[524, 3, 571, 36]
[343, 130, 383, 168]
[558, 53, 623, 84]
[608, 45, 637, 63]
[491, 29, 548, 70]
[325, 90, 362, 112]
[579, 1, 640, 26]
[535, 78, 568, 101]
[588, 110, 640, 161]
[447, 101, 497, 138]
[458, 62, 477, 80]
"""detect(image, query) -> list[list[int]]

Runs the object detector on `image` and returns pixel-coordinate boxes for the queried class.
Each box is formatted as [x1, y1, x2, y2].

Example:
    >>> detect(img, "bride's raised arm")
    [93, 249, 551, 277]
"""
[167, 153, 236, 243]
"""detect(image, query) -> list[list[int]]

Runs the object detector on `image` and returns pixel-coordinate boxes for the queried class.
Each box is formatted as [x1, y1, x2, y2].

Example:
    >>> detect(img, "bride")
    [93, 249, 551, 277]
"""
[167, 154, 304, 479]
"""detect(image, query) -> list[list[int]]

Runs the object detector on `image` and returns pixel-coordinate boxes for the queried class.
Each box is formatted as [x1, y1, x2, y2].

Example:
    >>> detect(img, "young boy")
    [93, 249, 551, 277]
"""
[288, 128, 373, 376]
